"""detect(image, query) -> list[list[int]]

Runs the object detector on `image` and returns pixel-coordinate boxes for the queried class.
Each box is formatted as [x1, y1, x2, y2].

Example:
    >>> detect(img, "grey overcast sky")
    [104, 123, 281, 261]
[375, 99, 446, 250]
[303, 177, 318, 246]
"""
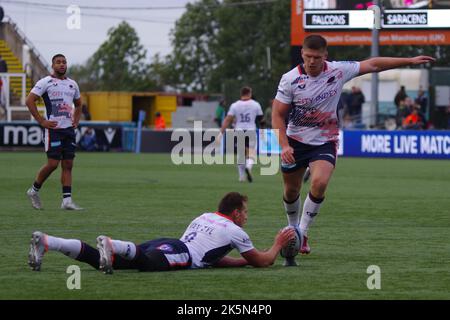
[0, 0, 191, 66]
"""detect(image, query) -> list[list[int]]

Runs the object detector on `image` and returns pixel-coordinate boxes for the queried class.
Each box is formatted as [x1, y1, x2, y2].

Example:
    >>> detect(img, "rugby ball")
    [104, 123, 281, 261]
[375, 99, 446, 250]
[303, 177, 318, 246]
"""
[280, 226, 301, 258]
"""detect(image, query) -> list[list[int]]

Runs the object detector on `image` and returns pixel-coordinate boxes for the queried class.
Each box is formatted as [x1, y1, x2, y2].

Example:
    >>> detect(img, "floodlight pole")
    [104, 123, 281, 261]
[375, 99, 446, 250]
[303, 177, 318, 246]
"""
[370, 0, 381, 127]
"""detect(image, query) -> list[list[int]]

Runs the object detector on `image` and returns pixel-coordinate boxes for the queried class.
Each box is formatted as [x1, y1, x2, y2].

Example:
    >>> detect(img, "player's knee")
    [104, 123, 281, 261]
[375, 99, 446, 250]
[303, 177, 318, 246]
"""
[46, 161, 59, 171]
[311, 179, 328, 196]
[62, 161, 73, 171]
[284, 186, 300, 201]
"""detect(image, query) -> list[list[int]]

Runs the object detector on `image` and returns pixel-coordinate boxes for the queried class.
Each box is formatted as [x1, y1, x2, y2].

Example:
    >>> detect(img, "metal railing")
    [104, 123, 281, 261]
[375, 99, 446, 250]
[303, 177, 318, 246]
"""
[0, 72, 44, 121]
[3, 16, 51, 74]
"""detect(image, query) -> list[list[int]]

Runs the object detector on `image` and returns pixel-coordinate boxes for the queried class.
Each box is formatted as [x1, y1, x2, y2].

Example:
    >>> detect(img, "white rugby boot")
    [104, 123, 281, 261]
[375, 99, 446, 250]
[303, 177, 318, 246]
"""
[97, 235, 114, 274]
[27, 188, 42, 210]
[28, 231, 48, 271]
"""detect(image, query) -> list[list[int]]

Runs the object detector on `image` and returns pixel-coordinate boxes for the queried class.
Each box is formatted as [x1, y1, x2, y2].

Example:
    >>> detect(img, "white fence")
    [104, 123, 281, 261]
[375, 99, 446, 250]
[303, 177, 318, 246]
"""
[0, 72, 43, 122]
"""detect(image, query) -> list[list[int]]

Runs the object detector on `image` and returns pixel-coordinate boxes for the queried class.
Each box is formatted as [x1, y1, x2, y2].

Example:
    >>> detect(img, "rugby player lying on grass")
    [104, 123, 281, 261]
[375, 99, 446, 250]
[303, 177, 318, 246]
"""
[28, 192, 295, 274]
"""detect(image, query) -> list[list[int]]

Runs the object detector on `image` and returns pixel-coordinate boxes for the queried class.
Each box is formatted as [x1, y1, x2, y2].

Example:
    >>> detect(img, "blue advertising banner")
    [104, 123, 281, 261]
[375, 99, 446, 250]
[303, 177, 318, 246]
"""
[258, 129, 281, 155]
[343, 130, 450, 159]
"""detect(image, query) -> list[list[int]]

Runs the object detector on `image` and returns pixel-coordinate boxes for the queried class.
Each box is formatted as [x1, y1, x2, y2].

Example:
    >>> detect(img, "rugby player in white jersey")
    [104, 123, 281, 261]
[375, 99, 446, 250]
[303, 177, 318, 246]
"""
[26, 54, 83, 210]
[220, 87, 263, 182]
[28, 192, 295, 273]
[272, 35, 435, 254]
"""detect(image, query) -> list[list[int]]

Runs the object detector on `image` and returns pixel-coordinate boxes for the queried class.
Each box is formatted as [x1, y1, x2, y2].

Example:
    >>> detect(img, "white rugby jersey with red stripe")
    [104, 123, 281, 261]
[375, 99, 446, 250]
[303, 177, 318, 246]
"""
[180, 212, 254, 269]
[275, 61, 360, 145]
[31, 75, 81, 129]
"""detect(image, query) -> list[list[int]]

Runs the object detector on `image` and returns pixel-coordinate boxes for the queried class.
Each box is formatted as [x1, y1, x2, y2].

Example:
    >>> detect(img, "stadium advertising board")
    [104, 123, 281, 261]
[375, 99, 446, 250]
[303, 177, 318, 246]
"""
[292, 0, 450, 45]
[0, 122, 123, 150]
[3, 123, 448, 159]
[343, 130, 450, 159]
[303, 9, 450, 29]
[258, 129, 344, 156]
[257, 130, 449, 159]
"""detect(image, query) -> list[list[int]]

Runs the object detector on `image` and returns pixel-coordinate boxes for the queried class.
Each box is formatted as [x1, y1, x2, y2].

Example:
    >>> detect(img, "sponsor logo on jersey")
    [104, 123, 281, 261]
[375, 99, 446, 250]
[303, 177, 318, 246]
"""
[298, 80, 306, 90]
[291, 75, 308, 85]
[314, 89, 338, 103]
[326, 76, 336, 85]
[157, 244, 174, 252]
[59, 103, 73, 114]
[50, 141, 61, 147]
[125, 245, 131, 257]
[297, 97, 313, 106]
[291, 76, 301, 85]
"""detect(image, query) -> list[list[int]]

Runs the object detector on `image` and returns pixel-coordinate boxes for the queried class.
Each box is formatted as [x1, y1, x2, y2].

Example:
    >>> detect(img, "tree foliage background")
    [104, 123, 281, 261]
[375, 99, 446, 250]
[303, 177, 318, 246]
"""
[69, 21, 163, 92]
[166, 0, 292, 107]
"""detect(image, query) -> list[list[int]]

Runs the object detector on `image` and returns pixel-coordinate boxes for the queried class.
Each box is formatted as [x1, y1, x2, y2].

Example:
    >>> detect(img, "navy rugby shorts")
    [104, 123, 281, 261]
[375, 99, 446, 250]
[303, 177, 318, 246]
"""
[281, 137, 338, 173]
[138, 238, 192, 271]
[43, 127, 76, 160]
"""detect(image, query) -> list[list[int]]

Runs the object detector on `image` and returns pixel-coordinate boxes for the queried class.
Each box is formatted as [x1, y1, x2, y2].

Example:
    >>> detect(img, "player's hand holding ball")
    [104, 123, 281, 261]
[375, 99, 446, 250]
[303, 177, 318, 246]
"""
[276, 226, 296, 254]
[279, 226, 301, 259]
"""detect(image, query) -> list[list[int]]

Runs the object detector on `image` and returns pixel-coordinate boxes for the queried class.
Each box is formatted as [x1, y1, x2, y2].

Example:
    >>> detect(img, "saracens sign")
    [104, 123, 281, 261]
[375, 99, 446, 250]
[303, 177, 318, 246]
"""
[381, 9, 450, 29]
[292, 0, 450, 46]
[383, 10, 428, 28]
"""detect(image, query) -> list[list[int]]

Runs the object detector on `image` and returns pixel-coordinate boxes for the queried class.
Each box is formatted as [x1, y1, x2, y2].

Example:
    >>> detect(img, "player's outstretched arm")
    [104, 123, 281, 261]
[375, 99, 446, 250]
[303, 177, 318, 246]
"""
[359, 56, 435, 76]
[240, 228, 295, 268]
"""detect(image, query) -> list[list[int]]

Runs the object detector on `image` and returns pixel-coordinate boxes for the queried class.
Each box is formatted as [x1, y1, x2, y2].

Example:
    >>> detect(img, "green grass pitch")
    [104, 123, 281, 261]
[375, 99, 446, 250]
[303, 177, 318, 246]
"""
[0, 152, 449, 299]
